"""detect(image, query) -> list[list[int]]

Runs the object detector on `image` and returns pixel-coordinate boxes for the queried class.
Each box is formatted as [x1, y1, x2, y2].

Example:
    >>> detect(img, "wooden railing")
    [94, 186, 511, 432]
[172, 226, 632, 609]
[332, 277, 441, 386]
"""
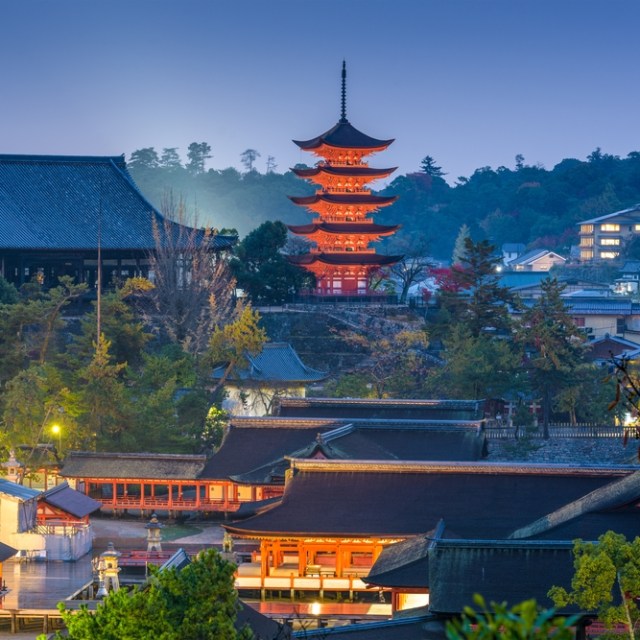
[485, 425, 626, 439]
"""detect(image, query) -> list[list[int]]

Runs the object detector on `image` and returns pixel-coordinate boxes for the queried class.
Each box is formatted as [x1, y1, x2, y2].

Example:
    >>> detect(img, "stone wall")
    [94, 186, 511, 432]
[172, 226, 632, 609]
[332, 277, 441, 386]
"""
[487, 434, 638, 466]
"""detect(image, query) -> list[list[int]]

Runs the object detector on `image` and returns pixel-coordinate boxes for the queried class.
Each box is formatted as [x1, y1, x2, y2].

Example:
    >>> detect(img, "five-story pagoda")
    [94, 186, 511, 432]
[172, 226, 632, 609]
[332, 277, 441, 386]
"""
[287, 62, 401, 296]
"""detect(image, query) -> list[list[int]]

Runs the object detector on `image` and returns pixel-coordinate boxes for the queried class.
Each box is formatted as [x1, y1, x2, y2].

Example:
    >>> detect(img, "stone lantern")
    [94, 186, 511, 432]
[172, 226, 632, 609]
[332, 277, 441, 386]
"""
[145, 513, 164, 552]
[95, 542, 121, 598]
[2, 451, 23, 484]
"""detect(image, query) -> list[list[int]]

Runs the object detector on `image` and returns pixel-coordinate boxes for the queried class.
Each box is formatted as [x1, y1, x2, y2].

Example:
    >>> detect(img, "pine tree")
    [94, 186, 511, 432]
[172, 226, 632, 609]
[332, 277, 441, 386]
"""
[517, 277, 587, 437]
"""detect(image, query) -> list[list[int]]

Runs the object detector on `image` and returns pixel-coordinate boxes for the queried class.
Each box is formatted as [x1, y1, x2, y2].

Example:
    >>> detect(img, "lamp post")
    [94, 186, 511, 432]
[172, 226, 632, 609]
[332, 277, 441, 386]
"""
[51, 424, 62, 455]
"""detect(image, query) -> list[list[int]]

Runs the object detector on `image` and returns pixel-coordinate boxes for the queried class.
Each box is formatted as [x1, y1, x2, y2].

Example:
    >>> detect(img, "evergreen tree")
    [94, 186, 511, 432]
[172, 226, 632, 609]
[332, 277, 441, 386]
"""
[438, 238, 517, 338]
[159, 147, 183, 169]
[128, 147, 159, 170]
[231, 220, 314, 304]
[420, 155, 446, 177]
[186, 142, 212, 175]
[53, 549, 253, 640]
[427, 324, 523, 400]
[240, 148, 260, 172]
[516, 277, 587, 437]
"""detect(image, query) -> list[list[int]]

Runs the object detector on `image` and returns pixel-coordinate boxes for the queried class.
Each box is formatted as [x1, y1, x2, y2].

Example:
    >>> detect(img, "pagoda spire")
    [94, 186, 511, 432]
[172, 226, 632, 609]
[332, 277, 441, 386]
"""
[340, 60, 347, 123]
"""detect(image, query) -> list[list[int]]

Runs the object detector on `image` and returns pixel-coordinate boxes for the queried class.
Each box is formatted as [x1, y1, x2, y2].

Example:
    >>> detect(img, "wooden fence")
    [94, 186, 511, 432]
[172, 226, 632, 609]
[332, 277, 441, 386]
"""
[485, 424, 629, 439]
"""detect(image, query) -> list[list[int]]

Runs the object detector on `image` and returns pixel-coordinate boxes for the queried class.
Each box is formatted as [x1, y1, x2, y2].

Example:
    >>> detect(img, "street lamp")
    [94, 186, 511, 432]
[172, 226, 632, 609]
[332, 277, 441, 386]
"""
[51, 424, 62, 454]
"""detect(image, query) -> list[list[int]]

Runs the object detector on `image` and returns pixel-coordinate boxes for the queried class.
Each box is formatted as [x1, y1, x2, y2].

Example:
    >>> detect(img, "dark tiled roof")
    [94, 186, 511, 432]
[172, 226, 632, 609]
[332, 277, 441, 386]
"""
[293, 120, 394, 151]
[322, 425, 486, 462]
[199, 419, 341, 480]
[287, 222, 399, 235]
[289, 194, 397, 207]
[62, 452, 206, 480]
[159, 548, 191, 572]
[428, 540, 578, 614]
[365, 532, 434, 588]
[224, 460, 634, 538]
[211, 343, 327, 383]
[296, 615, 446, 639]
[201, 418, 486, 483]
[41, 481, 101, 518]
[292, 166, 396, 179]
[0, 541, 17, 563]
[586, 335, 640, 360]
[0, 154, 235, 251]
[277, 398, 484, 421]
[288, 253, 402, 266]
[237, 602, 292, 640]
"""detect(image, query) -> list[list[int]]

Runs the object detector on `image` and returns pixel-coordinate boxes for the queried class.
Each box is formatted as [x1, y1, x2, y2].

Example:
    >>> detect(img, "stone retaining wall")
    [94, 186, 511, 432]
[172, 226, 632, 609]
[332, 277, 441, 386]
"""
[487, 434, 638, 466]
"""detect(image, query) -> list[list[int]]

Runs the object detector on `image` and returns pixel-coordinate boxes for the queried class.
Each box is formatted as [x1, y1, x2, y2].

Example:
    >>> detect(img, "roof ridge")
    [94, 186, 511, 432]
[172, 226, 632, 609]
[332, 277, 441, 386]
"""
[288, 458, 636, 476]
[508, 469, 640, 539]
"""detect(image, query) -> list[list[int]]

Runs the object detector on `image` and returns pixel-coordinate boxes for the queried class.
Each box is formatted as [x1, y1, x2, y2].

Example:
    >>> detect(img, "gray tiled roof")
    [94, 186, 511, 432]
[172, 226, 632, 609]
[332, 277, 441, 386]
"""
[62, 452, 207, 480]
[41, 481, 101, 518]
[0, 154, 235, 251]
[212, 343, 327, 383]
[0, 479, 39, 501]
[224, 460, 635, 539]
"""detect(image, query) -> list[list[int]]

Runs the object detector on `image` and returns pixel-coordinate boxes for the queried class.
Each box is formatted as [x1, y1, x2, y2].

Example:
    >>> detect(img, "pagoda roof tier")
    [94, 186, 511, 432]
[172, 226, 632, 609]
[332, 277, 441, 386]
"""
[292, 166, 396, 179]
[288, 253, 401, 266]
[288, 222, 399, 236]
[289, 194, 397, 207]
[293, 120, 394, 152]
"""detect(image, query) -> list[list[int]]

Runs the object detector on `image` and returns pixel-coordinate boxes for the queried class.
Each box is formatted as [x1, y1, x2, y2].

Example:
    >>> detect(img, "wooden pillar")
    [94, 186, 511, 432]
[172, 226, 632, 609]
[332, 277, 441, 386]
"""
[223, 483, 229, 511]
[112, 482, 117, 508]
[260, 540, 268, 579]
[298, 541, 305, 576]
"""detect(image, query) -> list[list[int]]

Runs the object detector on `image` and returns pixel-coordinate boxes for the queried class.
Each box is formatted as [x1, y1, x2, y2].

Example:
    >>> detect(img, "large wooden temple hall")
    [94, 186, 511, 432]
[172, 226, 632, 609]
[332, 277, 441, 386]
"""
[0, 154, 235, 289]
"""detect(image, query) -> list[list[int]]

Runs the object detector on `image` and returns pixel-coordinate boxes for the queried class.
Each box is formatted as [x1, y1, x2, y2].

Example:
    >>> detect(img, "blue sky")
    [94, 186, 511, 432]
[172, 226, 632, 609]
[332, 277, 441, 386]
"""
[1, 0, 638, 182]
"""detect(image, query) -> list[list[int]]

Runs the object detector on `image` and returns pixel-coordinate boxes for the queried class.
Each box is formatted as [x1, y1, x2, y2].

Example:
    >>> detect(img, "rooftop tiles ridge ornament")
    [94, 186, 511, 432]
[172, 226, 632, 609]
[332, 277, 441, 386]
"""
[340, 60, 348, 123]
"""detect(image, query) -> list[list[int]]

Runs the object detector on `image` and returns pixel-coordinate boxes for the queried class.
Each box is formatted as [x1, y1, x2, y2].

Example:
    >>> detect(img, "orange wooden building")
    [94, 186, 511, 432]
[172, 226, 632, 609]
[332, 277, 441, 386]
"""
[288, 62, 401, 296]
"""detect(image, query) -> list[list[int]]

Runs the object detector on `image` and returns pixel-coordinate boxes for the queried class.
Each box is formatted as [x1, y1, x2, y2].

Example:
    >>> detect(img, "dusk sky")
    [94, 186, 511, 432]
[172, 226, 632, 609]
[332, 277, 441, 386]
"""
[2, 0, 639, 183]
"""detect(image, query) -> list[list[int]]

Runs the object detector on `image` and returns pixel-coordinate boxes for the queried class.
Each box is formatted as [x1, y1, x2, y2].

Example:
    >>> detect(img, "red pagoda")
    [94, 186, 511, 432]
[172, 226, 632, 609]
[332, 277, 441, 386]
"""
[287, 62, 401, 296]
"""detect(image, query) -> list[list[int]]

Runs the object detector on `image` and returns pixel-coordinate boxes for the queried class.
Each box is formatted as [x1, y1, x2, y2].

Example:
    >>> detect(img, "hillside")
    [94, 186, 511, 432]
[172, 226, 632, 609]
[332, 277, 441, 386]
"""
[129, 147, 640, 260]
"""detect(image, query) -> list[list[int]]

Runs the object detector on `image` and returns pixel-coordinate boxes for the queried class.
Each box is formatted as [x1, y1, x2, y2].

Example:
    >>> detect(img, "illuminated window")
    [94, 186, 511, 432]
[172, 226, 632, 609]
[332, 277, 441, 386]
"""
[635, 224, 640, 232]
[580, 249, 594, 260]
[580, 224, 594, 234]
[600, 251, 618, 259]
[600, 238, 620, 246]
[579, 238, 594, 247]
[601, 223, 620, 232]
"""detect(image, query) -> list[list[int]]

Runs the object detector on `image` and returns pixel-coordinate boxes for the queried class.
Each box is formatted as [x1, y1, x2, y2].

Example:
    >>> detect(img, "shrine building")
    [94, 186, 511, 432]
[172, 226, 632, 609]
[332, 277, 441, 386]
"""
[287, 63, 401, 296]
[224, 459, 637, 604]
[0, 154, 235, 289]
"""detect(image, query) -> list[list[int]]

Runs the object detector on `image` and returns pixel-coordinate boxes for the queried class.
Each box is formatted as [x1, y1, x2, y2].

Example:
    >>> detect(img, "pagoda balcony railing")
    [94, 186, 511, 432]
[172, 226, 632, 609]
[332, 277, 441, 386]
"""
[320, 188, 372, 195]
[312, 217, 372, 224]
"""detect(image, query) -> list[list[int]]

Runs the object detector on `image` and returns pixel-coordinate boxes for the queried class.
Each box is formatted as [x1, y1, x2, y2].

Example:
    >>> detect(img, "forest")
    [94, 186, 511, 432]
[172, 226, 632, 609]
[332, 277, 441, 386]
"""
[128, 144, 640, 259]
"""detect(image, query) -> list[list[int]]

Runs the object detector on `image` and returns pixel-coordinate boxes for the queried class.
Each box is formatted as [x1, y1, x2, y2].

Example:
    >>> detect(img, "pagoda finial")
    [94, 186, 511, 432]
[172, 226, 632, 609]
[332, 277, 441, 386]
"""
[340, 60, 347, 123]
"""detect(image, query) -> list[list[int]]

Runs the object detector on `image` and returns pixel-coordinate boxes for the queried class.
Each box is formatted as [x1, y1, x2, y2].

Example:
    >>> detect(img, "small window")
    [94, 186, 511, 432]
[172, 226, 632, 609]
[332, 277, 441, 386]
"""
[600, 238, 620, 246]
[601, 223, 620, 232]
[600, 251, 618, 259]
